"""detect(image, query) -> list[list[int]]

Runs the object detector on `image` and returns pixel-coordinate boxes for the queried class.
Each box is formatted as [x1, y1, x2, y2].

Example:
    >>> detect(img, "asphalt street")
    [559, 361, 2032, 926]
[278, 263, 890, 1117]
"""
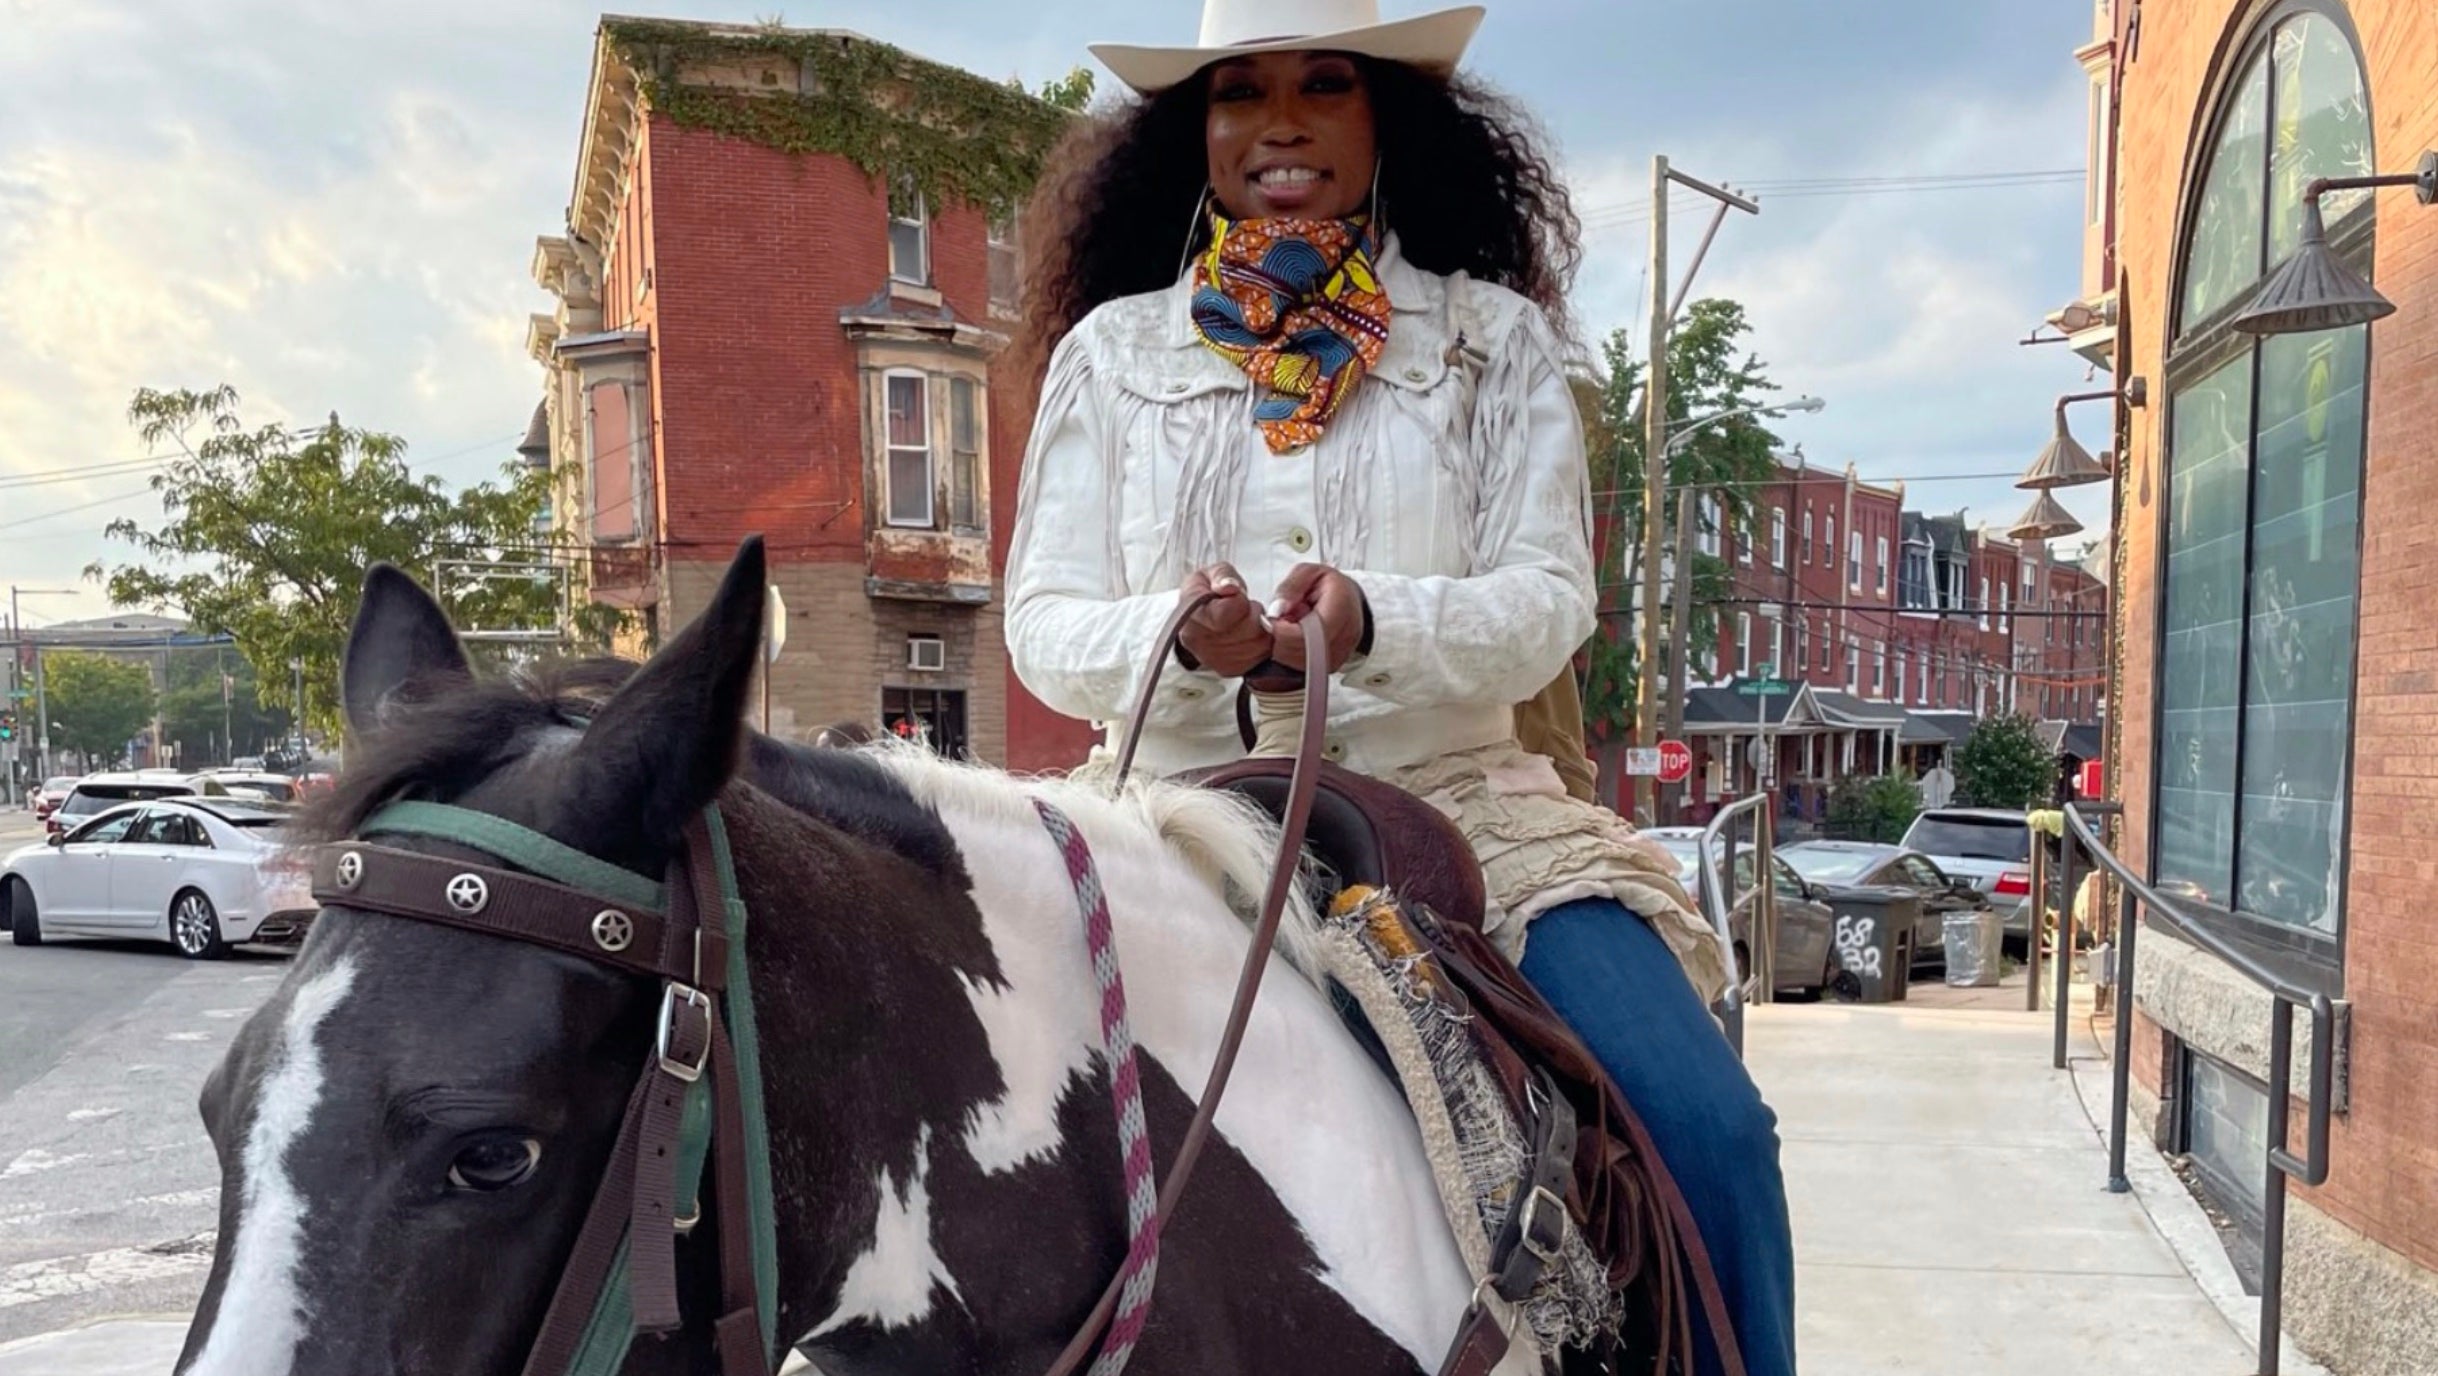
[0, 807, 287, 1345]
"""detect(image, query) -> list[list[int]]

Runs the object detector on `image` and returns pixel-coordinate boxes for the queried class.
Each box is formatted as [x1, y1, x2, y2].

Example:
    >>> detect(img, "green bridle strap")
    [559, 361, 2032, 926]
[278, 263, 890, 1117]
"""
[359, 802, 668, 914]
[700, 807, 783, 1357]
[353, 800, 778, 1374]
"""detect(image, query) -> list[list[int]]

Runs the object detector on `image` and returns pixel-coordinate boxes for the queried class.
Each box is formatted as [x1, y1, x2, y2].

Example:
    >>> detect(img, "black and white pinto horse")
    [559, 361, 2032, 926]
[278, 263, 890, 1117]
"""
[177, 541, 1534, 1376]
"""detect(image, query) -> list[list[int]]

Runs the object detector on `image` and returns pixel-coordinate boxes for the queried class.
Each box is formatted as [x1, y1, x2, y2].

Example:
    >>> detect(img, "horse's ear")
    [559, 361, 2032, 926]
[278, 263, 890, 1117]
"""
[342, 564, 472, 737]
[571, 538, 767, 854]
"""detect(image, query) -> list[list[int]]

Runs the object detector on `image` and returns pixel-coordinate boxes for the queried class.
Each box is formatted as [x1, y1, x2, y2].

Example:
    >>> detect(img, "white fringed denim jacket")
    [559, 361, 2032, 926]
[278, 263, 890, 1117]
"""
[1006, 236, 1721, 994]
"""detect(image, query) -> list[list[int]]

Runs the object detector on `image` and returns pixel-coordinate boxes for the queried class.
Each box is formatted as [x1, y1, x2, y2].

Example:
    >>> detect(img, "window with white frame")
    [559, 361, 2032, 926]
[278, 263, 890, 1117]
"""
[1876, 536, 1890, 594]
[1826, 513, 1837, 569]
[884, 371, 934, 527]
[949, 376, 983, 532]
[1771, 508, 1788, 568]
[987, 212, 1021, 315]
[889, 177, 930, 286]
[1740, 511, 1756, 565]
[1802, 508, 1813, 563]
[1896, 649, 1909, 703]
[1817, 616, 1832, 671]
[1846, 640, 1860, 693]
[1766, 612, 1783, 675]
[1849, 531, 1863, 590]
[1999, 583, 2011, 635]
[1795, 617, 1808, 673]
[1738, 613, 1753, 677]
[1978, 576, 1991, 630]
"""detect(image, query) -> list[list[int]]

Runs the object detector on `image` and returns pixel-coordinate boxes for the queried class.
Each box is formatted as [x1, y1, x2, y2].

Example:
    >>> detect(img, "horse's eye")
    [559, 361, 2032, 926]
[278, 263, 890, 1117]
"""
[448, 1136, 542, 1192]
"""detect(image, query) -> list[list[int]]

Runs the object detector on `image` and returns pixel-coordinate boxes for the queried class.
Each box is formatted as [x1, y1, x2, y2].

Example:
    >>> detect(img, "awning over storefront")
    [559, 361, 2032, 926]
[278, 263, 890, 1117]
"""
[1681, 678, 1825, 734]
[1899, 711, 1977, 747]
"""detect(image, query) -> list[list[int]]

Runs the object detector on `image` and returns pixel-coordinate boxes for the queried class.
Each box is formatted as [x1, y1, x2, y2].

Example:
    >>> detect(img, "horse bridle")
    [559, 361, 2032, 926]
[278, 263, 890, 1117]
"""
[301, 601, 1329, 1376]
[311, 804, 780, 1376]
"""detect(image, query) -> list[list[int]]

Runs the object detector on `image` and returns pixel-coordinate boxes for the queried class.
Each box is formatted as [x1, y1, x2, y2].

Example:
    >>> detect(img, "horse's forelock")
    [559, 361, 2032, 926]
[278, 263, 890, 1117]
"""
[296, 657, 641, 845]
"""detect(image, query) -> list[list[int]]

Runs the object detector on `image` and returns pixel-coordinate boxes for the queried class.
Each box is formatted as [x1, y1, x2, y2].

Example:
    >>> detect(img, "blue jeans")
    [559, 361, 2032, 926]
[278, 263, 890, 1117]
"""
[1519, 898, 1796, 1376]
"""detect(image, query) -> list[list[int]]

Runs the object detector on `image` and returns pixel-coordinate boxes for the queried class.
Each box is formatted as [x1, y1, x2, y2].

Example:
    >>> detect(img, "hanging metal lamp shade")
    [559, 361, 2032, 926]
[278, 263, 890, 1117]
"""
[2232, 196, 2395, 335]
[2019, 410, 2112, 490]
[2008, 490, 2083, 543]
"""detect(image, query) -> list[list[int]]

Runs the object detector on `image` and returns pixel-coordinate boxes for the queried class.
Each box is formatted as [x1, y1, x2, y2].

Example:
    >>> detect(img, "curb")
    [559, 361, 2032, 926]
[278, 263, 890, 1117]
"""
[0, 1315, 190, 1375]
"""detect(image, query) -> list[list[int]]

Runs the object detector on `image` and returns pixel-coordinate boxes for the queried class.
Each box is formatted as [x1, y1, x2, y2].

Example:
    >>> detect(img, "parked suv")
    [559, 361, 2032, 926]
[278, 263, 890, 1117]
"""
[1898, 808, 2035, 948]
[44, 772, 203, 838]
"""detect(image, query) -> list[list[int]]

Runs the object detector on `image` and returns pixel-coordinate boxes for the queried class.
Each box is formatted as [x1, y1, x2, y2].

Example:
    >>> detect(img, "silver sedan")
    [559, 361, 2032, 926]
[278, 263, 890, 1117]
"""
[4, 797, 315, 959]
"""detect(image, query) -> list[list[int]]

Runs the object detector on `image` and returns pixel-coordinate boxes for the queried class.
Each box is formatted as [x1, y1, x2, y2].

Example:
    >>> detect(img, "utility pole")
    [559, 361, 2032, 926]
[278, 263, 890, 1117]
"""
[1630, 159, 1760, 825]
[1633, 155, 1671, 827]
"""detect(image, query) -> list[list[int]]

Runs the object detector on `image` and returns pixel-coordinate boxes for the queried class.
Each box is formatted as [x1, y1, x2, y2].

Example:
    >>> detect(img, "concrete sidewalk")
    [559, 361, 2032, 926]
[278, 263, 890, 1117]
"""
[1748, 984, 2272, 1374]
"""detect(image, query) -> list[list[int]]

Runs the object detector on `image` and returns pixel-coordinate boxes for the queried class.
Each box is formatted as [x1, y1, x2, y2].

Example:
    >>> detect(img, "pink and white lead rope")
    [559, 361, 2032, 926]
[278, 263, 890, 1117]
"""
[1032, 799, 1160, 1376]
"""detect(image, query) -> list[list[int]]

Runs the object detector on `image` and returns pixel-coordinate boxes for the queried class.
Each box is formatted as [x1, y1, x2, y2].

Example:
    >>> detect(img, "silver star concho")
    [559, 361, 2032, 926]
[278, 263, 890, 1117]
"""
[445, 873, 490, 914]
[591, 909, 635, 953]
[334, 851, 363, 890]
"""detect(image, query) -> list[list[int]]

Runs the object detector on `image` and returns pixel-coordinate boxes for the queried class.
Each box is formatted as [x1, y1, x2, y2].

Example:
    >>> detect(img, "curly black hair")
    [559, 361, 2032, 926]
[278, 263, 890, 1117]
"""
[1013, 57, 1581, 380]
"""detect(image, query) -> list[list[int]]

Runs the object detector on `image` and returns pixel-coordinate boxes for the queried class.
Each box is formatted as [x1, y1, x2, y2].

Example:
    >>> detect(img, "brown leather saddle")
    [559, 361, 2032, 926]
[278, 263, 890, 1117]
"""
[1188, 754, 1744, 1376]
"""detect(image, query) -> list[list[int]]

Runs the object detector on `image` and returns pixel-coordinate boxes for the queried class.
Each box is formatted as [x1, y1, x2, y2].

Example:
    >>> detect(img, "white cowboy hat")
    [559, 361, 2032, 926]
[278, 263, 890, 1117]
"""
[1091, 0, 1487, 95]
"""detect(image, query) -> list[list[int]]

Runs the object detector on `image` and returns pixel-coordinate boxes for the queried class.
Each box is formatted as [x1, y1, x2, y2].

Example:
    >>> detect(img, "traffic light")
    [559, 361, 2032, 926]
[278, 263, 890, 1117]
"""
[0, 711, 14, 742]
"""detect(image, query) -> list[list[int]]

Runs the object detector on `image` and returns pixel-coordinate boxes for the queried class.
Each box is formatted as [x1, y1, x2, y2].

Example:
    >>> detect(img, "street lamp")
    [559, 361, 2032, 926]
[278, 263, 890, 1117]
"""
[6, 587, 79, 800]
[1667, 395, 1826, 457]
[2231, 151, 2435, 336]
[2010, 384, 2146, 542]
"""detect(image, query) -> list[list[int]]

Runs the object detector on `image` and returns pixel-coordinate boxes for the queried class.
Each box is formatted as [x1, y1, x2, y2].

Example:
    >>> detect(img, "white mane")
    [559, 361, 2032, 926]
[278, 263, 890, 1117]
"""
[854, 740, 1327, 980]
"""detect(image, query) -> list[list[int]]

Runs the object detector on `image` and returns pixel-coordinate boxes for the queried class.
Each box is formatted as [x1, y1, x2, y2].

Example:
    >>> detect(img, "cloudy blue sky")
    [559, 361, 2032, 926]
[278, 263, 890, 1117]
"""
[0, 0, 2113, 621]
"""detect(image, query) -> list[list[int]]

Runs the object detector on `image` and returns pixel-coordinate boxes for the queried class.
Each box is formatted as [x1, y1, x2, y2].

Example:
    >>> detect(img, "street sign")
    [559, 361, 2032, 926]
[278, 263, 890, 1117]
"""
[765, 586, 789, 664]
[1625, 747, 1663, 777]
[1737, 679, 1794, 698]
[1657, 740, 1694, 784]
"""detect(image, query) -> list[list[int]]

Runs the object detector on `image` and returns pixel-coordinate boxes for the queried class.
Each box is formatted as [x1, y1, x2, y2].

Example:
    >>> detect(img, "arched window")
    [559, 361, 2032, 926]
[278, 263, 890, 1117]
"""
[2154, 3, 2371, 943]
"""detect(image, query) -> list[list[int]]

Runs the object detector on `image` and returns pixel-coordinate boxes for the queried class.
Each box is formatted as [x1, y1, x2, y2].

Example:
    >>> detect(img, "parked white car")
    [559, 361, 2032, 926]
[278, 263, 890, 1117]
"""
[4, 797, 316, 958]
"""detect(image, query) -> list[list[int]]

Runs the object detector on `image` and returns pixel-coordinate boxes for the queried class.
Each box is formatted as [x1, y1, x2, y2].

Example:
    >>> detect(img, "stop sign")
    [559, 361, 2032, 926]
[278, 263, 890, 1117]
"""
[1657, 740, 1694, 785]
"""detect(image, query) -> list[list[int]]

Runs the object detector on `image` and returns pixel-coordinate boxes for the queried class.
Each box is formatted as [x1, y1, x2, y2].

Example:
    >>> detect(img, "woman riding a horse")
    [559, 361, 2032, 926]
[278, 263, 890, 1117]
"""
[1007, 3, 1796, 1372]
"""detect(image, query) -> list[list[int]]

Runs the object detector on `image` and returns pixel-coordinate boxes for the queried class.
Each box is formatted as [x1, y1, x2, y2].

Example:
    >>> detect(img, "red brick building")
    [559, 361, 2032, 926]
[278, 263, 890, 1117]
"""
[526, 17, 1093, 769]
[2086, 0, 2438, 1366]
[1679, 453, 2107, 814]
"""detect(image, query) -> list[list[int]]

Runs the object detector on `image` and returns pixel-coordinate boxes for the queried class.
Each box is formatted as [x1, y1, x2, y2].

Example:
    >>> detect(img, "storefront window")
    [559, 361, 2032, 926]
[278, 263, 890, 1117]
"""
[2157, 4, 2370, 943]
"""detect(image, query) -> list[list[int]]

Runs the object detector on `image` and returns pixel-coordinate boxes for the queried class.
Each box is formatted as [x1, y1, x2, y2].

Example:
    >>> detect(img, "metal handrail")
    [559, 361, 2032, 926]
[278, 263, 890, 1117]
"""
[2060, 801, 2336, 1376]
[1697, 792, 1777, 1057]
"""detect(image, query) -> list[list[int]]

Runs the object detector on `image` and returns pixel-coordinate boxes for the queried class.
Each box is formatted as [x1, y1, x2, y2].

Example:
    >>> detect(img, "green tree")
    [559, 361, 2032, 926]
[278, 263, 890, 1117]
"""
[1826, 773, 1925, 844]
[1036, 66, 1096, 112]
[87, 386, 626, 735]
[1579, 298, 1788, 743]
[44, 651, 156, 765]
[1954, 714, 2056, 810]
[158, 650, 289, 767]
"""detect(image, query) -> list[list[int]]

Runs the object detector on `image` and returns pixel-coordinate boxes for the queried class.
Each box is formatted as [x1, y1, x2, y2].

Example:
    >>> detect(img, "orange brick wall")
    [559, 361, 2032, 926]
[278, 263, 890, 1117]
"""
[2113, 0, 2438, 1272]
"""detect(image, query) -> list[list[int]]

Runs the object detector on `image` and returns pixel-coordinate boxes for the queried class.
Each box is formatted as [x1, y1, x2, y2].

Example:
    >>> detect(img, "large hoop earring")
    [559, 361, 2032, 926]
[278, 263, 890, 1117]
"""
[1178, 183, 1213, 280]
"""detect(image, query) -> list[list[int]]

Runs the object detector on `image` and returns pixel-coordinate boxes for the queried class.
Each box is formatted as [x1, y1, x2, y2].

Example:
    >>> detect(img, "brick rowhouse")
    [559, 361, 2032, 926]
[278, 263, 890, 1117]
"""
[525, 17, 1095, 770]
[2083, 0, 2438, 1368]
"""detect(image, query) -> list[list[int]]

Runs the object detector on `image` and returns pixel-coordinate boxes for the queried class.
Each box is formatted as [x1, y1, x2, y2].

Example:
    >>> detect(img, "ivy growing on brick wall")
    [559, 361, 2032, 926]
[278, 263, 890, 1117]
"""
[603, 19, 1078, 219]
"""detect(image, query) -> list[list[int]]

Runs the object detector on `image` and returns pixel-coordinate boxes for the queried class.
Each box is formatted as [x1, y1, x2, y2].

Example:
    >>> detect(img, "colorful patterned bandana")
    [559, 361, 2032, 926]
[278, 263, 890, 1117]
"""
[1189, 214, 1392, 455]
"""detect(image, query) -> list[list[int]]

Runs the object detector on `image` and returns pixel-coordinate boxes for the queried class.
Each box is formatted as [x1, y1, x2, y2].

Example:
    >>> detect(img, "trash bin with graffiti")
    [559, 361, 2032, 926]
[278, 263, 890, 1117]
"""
[1824, 890, 1919, 1003]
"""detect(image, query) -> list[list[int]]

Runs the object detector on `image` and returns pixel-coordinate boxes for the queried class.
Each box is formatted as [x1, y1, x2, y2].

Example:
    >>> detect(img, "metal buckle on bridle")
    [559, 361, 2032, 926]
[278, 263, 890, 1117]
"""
[1517, 1184, 1568, 1268]
[656, 983, 714, 1083]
